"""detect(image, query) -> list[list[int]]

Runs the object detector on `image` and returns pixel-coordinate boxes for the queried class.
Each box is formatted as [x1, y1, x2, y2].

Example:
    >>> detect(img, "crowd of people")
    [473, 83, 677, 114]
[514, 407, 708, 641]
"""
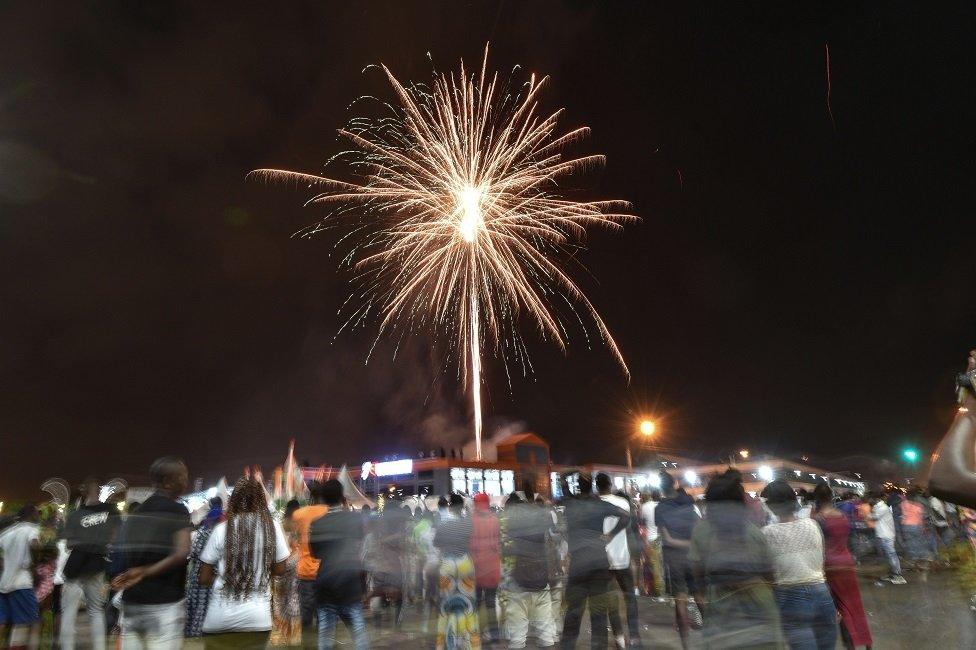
[2, 454, 976, 650]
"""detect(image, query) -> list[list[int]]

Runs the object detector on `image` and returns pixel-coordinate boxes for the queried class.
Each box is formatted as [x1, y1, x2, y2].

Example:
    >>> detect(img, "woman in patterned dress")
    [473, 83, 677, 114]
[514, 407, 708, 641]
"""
[434, 494, 480, 650]
[185, 498, 223, 638]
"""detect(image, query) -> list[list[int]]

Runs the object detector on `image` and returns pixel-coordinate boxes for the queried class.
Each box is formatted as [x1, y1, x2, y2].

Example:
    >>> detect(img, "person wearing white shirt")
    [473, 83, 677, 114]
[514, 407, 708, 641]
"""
[199, 477, 291, 648]
[640, 492, 665, 599]
[0, 505, 42, 649]
[869, 495, 905, 583]
[596, 473, 641, 648]
[762, 480, 838, 649]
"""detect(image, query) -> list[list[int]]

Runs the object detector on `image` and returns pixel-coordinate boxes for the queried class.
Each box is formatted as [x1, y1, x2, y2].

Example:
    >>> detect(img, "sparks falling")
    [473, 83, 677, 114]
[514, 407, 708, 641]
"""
[251, 47, 635, 459]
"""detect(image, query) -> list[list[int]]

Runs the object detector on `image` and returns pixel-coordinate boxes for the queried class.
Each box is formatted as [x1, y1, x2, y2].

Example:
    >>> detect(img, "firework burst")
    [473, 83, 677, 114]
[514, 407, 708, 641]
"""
[251, 47, 635, 459]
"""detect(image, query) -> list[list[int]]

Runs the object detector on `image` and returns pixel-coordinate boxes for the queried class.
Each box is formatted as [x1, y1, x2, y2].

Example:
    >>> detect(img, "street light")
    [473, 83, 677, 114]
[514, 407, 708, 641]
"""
[739, 449, 750, 459]
[627, 419, 657, 472]
[902, 448, 919, 463]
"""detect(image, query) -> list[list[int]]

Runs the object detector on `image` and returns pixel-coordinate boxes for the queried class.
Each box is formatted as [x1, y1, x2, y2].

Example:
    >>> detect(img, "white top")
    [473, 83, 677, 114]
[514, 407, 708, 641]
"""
[600, 494, 631, 570]
[54, 539, 70, 586]
[796, 504, 813, 519]
[200, 516, 290, 633]
[762, 517, 825, 586]
[640, 500, 659, 542]
[0, 523, 40, 593]
[872, 501, 896, 540]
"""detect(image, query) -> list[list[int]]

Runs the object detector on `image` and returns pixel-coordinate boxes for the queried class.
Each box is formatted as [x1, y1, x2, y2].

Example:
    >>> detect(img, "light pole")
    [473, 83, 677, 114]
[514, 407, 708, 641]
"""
[627, 419, 656, 472]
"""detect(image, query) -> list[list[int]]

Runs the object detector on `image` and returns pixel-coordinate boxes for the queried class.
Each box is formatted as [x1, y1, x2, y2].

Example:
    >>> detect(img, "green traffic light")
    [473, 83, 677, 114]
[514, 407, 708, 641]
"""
[903, 448, 919, 462]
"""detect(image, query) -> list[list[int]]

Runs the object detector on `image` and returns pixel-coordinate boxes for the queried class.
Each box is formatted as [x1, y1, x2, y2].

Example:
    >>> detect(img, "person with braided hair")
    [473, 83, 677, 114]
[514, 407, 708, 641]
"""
[198, 475, 291, 649]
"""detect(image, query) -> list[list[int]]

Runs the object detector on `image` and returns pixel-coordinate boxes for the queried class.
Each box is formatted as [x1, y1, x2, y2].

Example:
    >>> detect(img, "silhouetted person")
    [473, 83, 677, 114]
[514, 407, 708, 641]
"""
[310, 479, 368, 650]
[559, 472, 629, 650]
[112, 456, 192, 649]
[61, 477, 119, 650]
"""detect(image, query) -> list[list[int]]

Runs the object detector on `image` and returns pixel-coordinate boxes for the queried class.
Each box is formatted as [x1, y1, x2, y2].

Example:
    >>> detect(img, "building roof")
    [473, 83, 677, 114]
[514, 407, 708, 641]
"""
[495, 432, 548, 448]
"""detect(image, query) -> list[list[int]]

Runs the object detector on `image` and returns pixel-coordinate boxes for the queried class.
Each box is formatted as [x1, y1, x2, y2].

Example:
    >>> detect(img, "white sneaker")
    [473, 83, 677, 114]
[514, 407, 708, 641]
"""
[889, 575, 907, 585]
[615, 634, 627, 648]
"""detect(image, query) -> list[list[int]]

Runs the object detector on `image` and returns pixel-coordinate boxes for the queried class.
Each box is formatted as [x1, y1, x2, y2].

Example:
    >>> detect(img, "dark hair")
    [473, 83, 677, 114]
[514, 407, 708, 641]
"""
[437, 496, 449, 510]
[705, 470, 745, 503]
[308, 481, 326, 503]
[577, 472, 593, 495]
[704, 472, 746, 537]
[449, 493, 464, 511]
[80, 477, 101, 493]
[812, 483, 833, 507]
[321, 479, 343, 506]
[595, 472, 612, 492]
[18, 504, 37, 521]
[284, 499, 301, 520]
[223, 476, 276, 599]
[659, 471, 675, 494]
[149, 456, 186, 488]
[764, 479, 798, 517]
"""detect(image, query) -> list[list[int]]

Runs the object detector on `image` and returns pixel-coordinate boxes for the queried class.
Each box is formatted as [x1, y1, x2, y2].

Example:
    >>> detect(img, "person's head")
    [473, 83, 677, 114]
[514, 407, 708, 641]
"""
[577, 471, 593, 496]
[704, 470, 745, 503]
[437, 496, 449, 512]
[659, 471, 676, 497]
[284, 499, 301, 520]
[595, 472, 612, 495]
[796, 488, 810, 505]
[127, 501, 141, 514]
[209, 496, 222, 511]
[18, 504, 38, 523]
[321, 479, 344, 507]
[79, 477, 101, 502]
[449, 493, 464, 515]
[361, 504, 371, 514]
[764, 480, 798, 519]
[223, 476, 275, 599]
[474, 492, 490, 512]
[149, 456, 189, 496]
[308, 481, 326, 505]
[812, 483, 834, 508]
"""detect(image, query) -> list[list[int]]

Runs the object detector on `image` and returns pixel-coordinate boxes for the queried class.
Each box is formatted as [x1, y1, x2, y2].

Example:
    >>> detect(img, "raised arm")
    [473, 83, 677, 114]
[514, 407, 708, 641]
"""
[928, 350, 976, 508]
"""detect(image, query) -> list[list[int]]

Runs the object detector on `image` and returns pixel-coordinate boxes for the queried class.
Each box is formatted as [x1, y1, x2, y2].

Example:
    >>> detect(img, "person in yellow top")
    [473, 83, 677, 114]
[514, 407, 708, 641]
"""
[290, 483, 329, 638]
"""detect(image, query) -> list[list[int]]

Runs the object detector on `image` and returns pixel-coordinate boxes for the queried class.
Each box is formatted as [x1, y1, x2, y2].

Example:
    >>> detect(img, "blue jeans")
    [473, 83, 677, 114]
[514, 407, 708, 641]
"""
[317, 602, 368, 650]
[874, 536, 902, 576]
[773, 583, 838, 650]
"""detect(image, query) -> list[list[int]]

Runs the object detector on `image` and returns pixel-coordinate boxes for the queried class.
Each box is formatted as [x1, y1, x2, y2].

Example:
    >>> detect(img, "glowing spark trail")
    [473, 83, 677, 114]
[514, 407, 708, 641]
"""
[251, 47, 635, 459]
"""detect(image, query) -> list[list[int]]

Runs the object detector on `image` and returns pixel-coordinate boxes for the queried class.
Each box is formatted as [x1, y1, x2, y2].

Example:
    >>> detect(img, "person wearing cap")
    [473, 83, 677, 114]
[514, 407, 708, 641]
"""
[762, 479, 837, 649]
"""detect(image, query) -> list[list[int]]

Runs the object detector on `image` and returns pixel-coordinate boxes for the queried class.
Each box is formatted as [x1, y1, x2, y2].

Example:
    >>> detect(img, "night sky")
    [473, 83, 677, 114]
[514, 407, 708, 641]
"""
[2, 2, 974, 499]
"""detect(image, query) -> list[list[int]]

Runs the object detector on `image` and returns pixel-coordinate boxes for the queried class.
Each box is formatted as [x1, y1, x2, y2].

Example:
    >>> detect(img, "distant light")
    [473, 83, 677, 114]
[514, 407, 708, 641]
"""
[647, 473, 662, 488]
[903, 448, 919, 463]
[639, 420, 656, 436]
[794, 470, 802, 477]
[758, 465, 774, 482]
[361, 461, 373, 477]
[960, 407, 969, 413]
[683, 470, 698, 486]
[739, 449, 750, 459]
[375, 459, 413, 477]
